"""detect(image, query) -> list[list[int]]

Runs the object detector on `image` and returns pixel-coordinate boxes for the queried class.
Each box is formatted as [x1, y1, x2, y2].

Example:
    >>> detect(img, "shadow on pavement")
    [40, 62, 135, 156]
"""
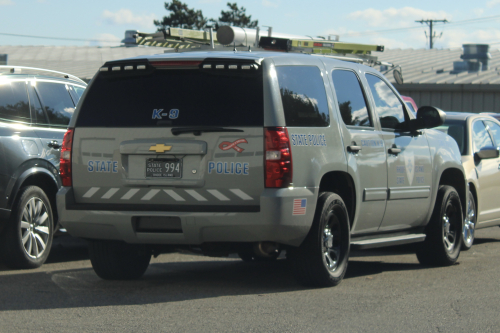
[0, 249, 433, 312]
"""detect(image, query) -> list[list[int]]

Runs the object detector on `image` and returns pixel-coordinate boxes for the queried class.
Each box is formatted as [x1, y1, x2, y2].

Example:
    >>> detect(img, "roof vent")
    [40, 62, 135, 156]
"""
[452, 44, 491, 73]
[121, 30, 139, 47]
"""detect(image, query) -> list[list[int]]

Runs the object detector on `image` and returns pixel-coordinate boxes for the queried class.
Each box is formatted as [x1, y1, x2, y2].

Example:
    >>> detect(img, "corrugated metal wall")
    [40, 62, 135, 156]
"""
[394, 84, 500, 113]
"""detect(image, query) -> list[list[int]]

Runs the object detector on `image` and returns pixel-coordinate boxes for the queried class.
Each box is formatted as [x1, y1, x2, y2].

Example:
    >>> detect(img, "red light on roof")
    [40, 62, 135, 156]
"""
[313, 42, 324, 47]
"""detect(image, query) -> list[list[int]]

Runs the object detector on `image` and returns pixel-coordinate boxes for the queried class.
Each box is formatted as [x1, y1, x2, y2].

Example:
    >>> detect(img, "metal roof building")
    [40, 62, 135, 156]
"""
[375, 47, 500, 113]
[0, 45, 169, 81]
[1, 43, 499, 113]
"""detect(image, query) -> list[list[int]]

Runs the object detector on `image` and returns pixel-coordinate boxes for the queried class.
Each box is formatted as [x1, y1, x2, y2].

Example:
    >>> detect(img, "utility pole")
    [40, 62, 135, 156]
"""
[415, 19, 448, 49]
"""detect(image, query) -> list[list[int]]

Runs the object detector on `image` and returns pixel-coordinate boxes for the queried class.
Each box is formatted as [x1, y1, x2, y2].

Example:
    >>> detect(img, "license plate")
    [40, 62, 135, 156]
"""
[146, 159, 182, 178]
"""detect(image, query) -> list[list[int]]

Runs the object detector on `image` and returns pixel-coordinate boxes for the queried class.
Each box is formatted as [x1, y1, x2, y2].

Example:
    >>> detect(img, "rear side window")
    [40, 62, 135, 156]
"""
[77, 68, 263, 127]
[35, 82, 75, 126]
[331, 70, 371, 127]
[276, 66, 329, 127]
[0, 81, 31, 123]
[484, 120, 500, 147]
[365, 74, 406, 129]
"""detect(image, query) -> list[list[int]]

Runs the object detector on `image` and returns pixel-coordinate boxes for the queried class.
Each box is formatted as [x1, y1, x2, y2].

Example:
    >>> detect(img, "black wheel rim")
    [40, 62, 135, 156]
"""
[322, 212, 342, 272]
[443, 198, 460, 252]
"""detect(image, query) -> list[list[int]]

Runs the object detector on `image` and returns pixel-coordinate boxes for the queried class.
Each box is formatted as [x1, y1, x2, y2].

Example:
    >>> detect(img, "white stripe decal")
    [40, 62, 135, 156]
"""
[185, 190, 207, 201]
[121, 189, 139, 200]
[141, 189, 160, 201]
[164, 190, 185, 201]
[230, 189, 253, 200]
[207, 189, 230, 201]
[83, 187, 100, 198]
[101, 188, 119, 199]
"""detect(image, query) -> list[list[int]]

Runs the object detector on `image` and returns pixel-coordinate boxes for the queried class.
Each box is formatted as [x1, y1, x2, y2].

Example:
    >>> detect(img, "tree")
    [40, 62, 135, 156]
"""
[217, 2, 258, 28]
[154, 0, 208, 31]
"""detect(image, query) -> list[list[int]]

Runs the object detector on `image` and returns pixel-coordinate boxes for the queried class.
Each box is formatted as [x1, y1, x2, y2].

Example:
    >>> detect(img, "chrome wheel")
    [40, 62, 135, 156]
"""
[463, 195, 476, 248]
[443, 202, 459, 252]
[20, 197, 50, 259]
[323, 213, 341, 272]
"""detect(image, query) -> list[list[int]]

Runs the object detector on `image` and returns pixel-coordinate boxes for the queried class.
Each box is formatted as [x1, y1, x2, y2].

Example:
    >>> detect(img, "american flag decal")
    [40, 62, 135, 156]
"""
[293, 198, 307, 215]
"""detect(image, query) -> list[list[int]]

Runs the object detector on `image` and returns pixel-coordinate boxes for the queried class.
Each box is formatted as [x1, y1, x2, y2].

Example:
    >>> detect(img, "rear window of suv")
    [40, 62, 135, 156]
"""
[76, 68, 263, 127]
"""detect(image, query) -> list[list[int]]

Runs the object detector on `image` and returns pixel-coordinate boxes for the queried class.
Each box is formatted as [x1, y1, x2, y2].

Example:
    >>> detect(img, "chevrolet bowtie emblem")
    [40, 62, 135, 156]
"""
[149, 144, 172, 153]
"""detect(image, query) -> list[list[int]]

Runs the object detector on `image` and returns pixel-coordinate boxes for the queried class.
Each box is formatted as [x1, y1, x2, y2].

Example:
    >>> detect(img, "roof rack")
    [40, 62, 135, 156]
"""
[0, 65, 87, 85]
[132, 26, 404, 83]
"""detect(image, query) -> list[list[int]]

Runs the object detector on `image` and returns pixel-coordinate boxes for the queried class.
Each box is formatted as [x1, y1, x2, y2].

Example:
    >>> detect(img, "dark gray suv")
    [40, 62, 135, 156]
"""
[0, 66, 86, 268]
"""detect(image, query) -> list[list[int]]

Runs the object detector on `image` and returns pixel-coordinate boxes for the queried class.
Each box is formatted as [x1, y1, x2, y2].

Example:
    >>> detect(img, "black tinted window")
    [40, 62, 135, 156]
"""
[35, 82, 75, 126]
[0, 81, 30, 123]
[28, 84, 49, 125]
[436, 120, 466, 155]
[366, 74, 406, 129]
[331, 70, 371, 127]
[77, 68, 263, 127]
[276, 66, 329, 127]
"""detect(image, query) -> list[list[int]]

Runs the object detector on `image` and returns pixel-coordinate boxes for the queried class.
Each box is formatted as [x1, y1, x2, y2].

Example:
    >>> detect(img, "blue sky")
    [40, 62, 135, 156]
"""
[1, 0, 500, 49]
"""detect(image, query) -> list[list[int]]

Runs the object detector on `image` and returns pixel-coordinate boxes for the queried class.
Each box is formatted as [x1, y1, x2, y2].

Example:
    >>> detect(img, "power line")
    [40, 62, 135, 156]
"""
[343, 14, 500, 38]
[416, 19, 448, 49]
[0, 32, 118, 43]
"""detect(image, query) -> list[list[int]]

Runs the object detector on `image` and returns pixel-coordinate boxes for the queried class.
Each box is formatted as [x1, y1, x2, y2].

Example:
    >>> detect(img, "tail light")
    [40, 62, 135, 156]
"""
[265, 127, 292, 188]
[60, 128, 74, 187]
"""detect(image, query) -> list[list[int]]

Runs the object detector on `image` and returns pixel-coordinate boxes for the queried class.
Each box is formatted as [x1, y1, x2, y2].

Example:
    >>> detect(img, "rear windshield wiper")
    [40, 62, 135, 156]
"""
[171, 127, 244, 136]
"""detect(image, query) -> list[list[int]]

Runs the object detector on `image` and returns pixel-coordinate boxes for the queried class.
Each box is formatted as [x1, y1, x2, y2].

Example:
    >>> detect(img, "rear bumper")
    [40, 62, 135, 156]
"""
[56, 187, 318, 247]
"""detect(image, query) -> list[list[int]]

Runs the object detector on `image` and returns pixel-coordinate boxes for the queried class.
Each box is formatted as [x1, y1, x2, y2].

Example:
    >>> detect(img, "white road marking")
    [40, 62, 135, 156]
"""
[164, 190, 185, 201]
[83, 187, 100, 198]
[101, 188, 119, 199]
[141, 189, 160, 201]
[185, 190, 207, 201]
[207, 189, 230, 201]
[230, 189, 253, 200]
[121, 189, 140, 200]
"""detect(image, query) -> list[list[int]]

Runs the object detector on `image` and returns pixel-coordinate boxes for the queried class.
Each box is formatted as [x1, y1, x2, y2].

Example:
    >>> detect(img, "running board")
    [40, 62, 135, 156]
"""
[351, 234, 426, 250]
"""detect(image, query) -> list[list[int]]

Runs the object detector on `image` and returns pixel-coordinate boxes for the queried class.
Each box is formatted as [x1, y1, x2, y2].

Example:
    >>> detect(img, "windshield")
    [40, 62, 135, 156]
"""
[435, 119, 466, 155]
[76, 68, 263, 128]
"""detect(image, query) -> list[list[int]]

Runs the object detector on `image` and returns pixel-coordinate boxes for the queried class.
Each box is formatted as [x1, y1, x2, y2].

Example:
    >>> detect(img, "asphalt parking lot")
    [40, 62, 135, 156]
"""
[1, 227, 500, 332]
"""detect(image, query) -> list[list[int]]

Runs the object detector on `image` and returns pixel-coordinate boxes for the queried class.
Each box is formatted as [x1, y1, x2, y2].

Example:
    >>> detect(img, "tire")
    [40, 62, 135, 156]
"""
[0, 186, 54, 269]
[88, 240, 151, 280]
[289, 192, 350, 287]
[461, 190, 476, 251]
[416, 185, 463, 266]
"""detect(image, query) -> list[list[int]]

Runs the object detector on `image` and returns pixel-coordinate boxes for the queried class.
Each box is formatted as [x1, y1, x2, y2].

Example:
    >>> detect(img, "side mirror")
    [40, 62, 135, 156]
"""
[411, 106, 446, 130]
[475, 146, 499, 162]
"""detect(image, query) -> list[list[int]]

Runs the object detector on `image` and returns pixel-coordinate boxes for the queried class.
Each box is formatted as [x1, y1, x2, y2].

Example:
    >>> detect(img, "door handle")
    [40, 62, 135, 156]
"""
[347, 145, 362, 153]
[388, 147, 401, 155]
[47, 140, 61, 149]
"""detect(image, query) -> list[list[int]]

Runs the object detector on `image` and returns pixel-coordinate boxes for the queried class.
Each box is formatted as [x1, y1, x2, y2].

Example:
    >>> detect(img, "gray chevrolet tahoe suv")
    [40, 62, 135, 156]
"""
[57, 52, 467, 287]
[0, 66, 86, 268]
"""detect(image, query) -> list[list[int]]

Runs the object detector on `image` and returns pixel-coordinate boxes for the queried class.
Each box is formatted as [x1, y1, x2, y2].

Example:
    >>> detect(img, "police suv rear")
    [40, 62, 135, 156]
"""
[57, 51, 467, 287]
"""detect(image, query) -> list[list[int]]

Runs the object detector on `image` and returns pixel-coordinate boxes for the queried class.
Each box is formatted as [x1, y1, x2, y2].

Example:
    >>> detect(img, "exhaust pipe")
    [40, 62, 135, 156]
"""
[253, 242, 280, 258]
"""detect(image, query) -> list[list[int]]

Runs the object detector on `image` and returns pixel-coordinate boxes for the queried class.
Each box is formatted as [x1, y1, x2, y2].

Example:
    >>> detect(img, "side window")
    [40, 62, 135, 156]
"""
[484, 120, 500, 147]
[405, 102, 416, 114]
[68, 85, 85, 104]
[72, 85, 85, 99]
[35, 82, 75, 127]
[365, 74, 406, 130]
[472, 121, 494, 152]
[0, 81, 31, 123]
[28, 84, 49, 126]
[276, 66, 329, 127]
[331, 70, 372, 127]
